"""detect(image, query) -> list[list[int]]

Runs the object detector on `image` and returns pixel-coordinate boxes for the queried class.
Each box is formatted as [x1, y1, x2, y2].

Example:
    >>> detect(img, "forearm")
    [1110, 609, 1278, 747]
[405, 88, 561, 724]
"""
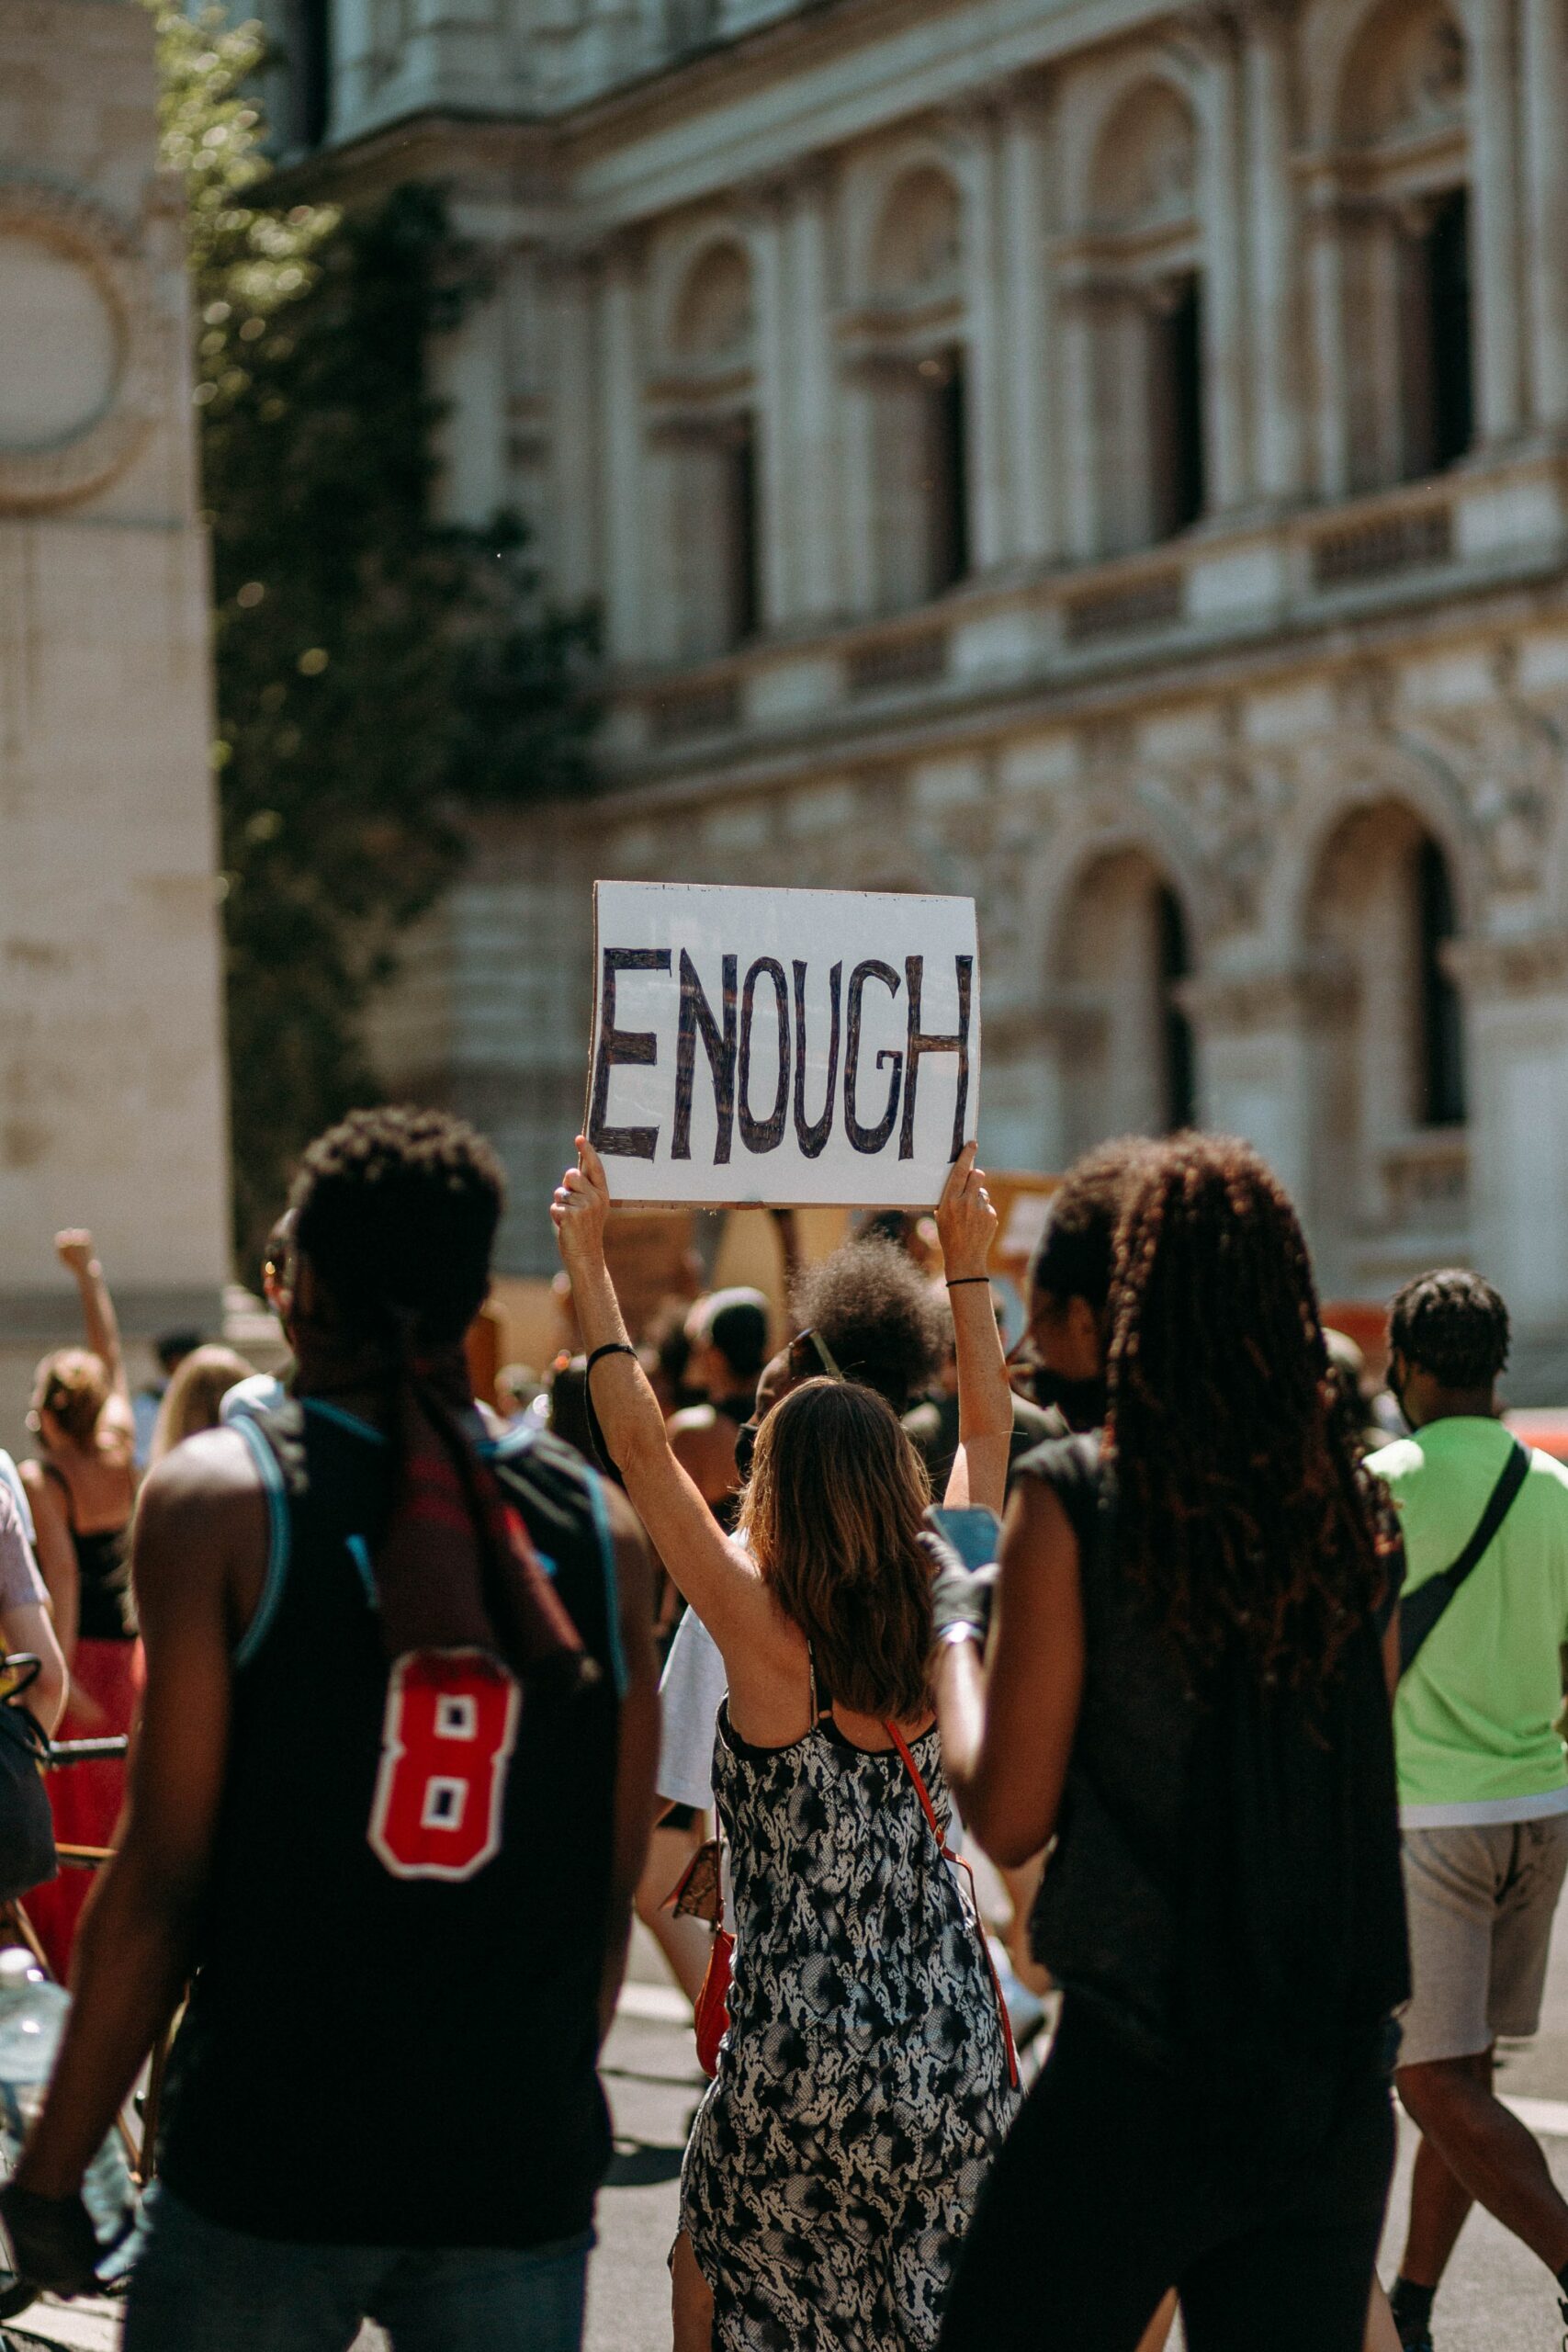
[570, 1258, 673, 1476]
[16, 1860, 194, 2196]
[952, 1288, 1012, 1446]
[932, 1637, 987, 1818]
[73, 1261, 122, 1388]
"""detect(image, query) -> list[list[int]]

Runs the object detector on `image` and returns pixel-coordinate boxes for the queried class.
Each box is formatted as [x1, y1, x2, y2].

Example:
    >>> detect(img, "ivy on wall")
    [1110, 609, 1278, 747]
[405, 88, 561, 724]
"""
[149, 7, 598, 1273]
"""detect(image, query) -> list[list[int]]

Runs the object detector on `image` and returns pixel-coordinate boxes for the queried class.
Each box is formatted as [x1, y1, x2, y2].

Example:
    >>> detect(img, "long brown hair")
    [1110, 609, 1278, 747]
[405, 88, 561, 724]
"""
[737, 1377, 932, 1721]
[1104, 1133, 1385, 1692]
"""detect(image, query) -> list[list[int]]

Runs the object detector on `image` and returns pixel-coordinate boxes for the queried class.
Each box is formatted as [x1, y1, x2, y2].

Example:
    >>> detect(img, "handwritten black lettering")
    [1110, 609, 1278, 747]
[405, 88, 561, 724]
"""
[738, 958, 790, 1154]
[843, 959, 903, 1154]
[673, 950, 738, 1163]
[899, 954, 973, 1161]
[588, 946, 671, 1159]
[792, 959, 841, 1159]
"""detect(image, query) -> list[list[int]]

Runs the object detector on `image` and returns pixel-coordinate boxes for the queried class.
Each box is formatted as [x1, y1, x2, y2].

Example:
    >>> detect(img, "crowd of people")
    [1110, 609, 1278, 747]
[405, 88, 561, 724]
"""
[0, 1109, 1563, 2352]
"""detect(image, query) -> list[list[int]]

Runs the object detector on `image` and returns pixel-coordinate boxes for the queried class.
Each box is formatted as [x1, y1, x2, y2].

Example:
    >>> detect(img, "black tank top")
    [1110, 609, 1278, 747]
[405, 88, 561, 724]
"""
[1019, 1431, 1406, 2142]
[40, 1468, 132, 1643]
[157, 1402, 625, 2246]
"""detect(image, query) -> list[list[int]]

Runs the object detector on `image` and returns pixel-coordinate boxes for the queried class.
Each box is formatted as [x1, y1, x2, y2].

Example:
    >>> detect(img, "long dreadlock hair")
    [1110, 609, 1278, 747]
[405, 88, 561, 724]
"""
[1104, 1132, 1386, 1694]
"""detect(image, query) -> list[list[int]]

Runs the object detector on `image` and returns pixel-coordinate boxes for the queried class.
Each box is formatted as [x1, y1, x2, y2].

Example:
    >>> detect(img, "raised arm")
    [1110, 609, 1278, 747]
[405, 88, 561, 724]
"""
[552, 1141, 784, 1668]
[935, 1474, 1086, 1866]
[53, 1232, 133, 1449]
[935, 1146, 1011, 1513]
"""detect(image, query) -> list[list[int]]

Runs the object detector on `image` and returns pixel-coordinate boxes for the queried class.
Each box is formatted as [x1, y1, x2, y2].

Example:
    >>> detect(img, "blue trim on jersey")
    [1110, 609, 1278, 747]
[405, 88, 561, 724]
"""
[584, 1470, 626, 1699]
[231, 1416, 291, 1669]
[303, 1399, 389, 1446]
[344, 1534, 378, 1609]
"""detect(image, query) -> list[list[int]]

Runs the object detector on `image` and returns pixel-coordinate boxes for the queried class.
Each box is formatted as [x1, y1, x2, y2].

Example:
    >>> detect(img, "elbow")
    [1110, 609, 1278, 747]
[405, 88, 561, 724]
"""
[961, 1783, 1055, 1870]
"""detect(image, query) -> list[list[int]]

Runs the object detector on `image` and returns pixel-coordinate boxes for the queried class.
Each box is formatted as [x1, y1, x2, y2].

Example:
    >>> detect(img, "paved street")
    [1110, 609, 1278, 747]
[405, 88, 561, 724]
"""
[14, 1913, 1568, 2350]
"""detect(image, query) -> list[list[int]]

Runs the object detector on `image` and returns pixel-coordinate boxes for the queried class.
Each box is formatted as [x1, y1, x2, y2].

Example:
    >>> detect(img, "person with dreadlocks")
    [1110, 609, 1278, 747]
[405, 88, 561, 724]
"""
[1, 1107, 659, 2351]
[931, 1132, 1409, 2352]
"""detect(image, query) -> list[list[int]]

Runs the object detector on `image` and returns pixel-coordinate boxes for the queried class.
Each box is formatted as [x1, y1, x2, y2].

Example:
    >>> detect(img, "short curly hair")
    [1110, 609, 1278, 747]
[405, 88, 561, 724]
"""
[1030, 1136, 1159, 1314]
[1389, 1267, 1511, 1391]
[290, 1105, 504, 1345]
[790, 1238, 945, 1412]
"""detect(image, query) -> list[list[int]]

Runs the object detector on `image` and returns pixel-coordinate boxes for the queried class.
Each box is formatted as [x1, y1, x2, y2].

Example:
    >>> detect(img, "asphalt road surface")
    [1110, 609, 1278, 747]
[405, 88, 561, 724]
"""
[15, 1915, 1568, 2351]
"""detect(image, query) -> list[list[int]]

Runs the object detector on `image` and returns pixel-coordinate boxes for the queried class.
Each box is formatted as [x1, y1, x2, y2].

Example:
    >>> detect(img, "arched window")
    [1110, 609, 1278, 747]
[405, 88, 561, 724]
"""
[659, 242, 762, 659]
[1418, 833, 1465, 1124]
[1305, 801, 1469, 1290]
[861, 169, 971, 612]
[286, 0, 333, 150]
[1057, 852, 1198, 1158]
[1337, 0, 1473, 489]
[1080, 82, 1206, 554]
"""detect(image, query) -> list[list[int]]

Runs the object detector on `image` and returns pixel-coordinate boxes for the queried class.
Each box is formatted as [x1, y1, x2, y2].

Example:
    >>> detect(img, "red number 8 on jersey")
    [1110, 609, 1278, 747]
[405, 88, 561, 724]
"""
[369, 1648, 521, 1882]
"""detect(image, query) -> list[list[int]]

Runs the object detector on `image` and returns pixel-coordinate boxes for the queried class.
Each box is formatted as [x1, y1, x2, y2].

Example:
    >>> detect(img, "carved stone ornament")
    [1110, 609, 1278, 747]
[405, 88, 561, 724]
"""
[0, 179, 162, 514]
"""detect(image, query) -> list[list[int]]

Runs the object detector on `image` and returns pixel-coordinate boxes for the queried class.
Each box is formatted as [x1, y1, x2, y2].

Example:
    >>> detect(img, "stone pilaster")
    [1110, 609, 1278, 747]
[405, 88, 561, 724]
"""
[599, 232, 649, 662]
[999, 82, 1058, 561]
[1463, 0, 1526, 443]
[1241, 0, 1304, 502]
[1445, 933, 1568, 1329]
[1520, 0, 1568, 424]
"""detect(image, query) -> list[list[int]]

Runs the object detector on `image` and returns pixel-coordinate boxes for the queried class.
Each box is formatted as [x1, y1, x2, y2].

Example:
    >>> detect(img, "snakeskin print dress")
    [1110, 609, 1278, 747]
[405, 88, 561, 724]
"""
[680, 1689, 1018, 2351]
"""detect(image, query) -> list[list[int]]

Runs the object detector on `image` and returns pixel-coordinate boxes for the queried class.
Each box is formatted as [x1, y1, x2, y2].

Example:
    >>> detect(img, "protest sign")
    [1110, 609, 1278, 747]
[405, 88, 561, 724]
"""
[586, 882, 981, 1207]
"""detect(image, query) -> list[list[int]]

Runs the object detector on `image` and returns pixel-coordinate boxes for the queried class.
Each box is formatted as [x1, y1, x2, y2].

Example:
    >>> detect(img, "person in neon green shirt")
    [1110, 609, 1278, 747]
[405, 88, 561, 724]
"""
[1369, 1269, 1568, 2352]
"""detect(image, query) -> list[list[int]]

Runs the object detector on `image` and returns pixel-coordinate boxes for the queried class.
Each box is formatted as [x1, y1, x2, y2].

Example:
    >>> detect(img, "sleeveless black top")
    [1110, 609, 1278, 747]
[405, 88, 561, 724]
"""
[157, 1402, 625, 2246]
[1018, 1433, 1407, 2137]
[40, 1467, 132, 1643]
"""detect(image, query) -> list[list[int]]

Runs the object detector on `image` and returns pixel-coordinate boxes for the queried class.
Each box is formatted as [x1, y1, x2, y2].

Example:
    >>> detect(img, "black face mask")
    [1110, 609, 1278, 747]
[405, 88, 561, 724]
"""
[733, 1419, 760, 1483]
[1027, 1368, 1107, 1432]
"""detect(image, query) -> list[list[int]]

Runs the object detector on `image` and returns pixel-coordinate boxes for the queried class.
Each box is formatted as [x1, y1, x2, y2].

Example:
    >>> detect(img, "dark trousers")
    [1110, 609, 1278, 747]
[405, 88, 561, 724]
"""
[940, 1998, 1395, 2351]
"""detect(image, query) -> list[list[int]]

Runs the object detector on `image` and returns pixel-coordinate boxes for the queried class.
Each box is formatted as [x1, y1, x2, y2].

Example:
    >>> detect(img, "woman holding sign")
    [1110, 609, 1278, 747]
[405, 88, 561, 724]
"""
[553, 1137, 1018, 2352]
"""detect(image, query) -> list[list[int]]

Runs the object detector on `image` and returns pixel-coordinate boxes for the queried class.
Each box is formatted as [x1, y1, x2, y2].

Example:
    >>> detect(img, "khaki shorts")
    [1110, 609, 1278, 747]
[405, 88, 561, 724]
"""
[1398, 1815, 1568, 2069]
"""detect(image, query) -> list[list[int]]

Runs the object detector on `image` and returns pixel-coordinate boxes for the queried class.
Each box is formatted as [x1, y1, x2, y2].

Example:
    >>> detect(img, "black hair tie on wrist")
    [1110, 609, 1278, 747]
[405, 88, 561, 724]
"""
[944, 1276, 992, 1289]
[586, 1341, 637, 1374]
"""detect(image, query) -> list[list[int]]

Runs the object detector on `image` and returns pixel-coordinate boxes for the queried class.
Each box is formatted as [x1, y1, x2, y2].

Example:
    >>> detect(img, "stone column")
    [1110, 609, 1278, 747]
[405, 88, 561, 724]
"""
[333, 0, 377, 137]
[1177, 971, 1324, 1225]
[598, 232, 649, 662]
[742, 182, 795, 629]
[1056, 273, 1101, 559]
[947, 96, 1011, 570]
[788, 161, 842, 624]
[1463, 0, 1525, 443]
[1191, 5, 1250, 509]
[429, 244, 510, 525]
[1447, 933, 1568, 1342]
[1520, 0, 1568, 425]
[1305, 184, 1350, 499]
[1242, 0, 1304, 501]
[999, 83, 1059, 560]
[546, 250, 601, 607]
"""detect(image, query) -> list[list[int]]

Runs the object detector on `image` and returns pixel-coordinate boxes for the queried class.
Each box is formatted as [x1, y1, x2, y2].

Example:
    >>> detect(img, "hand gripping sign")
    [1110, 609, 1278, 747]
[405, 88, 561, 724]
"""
[585, 882, 981, 1207]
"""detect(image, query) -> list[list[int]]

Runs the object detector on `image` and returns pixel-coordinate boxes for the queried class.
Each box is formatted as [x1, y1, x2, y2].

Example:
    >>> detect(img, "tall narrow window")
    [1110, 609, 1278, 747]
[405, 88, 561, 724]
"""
[288, 0, 333, 149]
[1149, 277, 1205, 539]
[924, 348, 970, 593]
[1403, 188, 1473, 477]
[725, 415, 761, 647]
[1417, 837, 1465, 1125]
[1157, 885, 1196, 1130]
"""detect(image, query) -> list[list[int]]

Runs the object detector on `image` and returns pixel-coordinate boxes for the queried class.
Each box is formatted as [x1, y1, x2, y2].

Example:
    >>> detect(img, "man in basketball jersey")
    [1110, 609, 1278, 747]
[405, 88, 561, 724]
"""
[2, 1108, 659, 2351]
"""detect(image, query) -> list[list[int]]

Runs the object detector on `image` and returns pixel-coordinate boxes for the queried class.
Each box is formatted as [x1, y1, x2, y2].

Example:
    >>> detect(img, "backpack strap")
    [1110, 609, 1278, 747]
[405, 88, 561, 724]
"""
[883, 1719, 1020, 2088]
[1399, 1438, 1530, 1678]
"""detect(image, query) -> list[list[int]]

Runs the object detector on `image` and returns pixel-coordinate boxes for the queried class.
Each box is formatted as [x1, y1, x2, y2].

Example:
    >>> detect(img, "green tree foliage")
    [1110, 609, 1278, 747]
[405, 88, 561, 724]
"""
[149, 8, 597, 1271]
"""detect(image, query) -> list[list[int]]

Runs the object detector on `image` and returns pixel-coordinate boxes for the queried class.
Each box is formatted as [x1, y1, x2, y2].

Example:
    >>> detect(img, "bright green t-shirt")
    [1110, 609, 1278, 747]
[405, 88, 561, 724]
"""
[1370, 1417, 1568, 1824]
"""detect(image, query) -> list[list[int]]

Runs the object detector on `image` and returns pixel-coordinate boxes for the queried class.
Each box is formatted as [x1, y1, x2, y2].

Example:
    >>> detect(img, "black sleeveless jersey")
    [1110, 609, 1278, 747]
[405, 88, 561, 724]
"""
[156, 1401, 625, 2247]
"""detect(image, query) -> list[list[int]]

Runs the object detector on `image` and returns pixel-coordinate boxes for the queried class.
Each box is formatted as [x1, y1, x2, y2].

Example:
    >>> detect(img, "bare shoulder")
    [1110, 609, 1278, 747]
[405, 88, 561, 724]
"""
[133, 1430, 268, 1599]
[668, 1404, 717, 1439]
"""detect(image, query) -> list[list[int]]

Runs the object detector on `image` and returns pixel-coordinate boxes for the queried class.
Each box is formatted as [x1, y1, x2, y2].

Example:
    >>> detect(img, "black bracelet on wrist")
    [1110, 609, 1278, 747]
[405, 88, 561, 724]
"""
[944, 1276, 992, 1289]
[585, 1341, 637, 1375]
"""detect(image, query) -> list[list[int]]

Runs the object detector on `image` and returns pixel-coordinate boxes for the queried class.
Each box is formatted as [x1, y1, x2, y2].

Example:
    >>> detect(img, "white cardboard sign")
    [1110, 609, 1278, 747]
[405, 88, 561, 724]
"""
[585, 881, 980, 1207]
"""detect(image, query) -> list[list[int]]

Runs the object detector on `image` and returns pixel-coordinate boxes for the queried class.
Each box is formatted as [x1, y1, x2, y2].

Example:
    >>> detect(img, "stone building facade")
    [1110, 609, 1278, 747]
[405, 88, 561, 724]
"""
[272, 0, 1568, 1383]
[0, 2, 230, 1417]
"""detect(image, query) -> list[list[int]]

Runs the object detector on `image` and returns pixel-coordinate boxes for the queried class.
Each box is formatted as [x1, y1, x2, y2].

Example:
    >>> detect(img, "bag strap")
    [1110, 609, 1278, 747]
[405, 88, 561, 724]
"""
[1399, 1437, 1530, 1678]
[883, 1719, 1020, 2089]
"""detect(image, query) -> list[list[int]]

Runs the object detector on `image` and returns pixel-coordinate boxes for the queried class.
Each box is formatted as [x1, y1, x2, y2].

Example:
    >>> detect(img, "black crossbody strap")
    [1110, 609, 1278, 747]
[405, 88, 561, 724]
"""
[1399, 1439, 1530, 1678]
